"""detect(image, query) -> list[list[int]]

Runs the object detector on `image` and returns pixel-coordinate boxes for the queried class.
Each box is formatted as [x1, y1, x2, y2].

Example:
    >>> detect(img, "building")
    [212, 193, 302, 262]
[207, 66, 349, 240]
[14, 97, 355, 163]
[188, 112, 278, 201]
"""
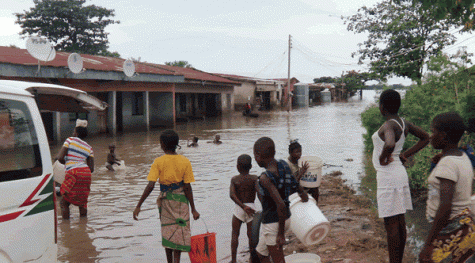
[0, 46, 238, 143]
[146, 65, 238, 121]
[216, 74, 286, 111]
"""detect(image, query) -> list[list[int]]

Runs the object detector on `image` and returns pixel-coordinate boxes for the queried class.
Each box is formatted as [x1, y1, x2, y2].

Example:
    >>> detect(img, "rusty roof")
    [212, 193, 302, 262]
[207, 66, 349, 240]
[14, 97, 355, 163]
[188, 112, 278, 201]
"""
[0, 46, 176, 75]
[145, 64, 239, 84]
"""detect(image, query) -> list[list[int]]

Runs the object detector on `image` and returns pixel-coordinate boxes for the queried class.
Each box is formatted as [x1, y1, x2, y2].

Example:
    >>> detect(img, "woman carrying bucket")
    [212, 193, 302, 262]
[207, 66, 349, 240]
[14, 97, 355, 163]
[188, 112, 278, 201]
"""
[133, 130, 200, 263]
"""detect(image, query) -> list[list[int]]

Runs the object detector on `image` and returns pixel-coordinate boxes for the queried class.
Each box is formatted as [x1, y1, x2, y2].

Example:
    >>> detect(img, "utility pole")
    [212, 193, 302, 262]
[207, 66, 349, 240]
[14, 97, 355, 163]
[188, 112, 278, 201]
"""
[287, 34, 292, 112]
[341, 71, 344, 101]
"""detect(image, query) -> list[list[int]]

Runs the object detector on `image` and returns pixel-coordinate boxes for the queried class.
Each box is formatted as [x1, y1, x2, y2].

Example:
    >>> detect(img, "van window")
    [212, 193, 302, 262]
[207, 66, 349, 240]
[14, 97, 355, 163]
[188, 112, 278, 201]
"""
[0, 99, 42, 182]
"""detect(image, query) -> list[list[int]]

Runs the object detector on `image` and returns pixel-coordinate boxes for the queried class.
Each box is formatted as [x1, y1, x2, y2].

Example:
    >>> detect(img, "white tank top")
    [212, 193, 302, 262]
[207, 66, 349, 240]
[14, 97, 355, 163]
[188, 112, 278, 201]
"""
[371, 118, 409, 188]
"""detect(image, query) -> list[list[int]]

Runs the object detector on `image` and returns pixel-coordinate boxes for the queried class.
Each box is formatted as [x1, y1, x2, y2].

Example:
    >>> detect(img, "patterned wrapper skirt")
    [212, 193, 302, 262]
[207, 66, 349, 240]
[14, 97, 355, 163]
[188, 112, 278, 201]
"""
[60, 166, 91, 207]
[429, 209, 475, 263]
[157, 186, 191, 252]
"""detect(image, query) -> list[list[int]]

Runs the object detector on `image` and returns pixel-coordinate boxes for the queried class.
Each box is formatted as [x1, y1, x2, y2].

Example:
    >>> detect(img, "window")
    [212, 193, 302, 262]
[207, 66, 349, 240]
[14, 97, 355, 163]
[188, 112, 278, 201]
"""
[0, 99, 42, 182]
[179, 94, 187, 113]
[69, 112, 88, 122]
[132, 92, 144, 116]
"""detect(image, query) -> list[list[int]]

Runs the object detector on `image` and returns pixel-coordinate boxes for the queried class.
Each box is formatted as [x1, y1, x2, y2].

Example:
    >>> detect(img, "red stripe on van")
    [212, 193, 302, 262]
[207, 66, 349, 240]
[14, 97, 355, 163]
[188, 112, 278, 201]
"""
[20, 174, 51, 207]
[0, 211, 24, 223]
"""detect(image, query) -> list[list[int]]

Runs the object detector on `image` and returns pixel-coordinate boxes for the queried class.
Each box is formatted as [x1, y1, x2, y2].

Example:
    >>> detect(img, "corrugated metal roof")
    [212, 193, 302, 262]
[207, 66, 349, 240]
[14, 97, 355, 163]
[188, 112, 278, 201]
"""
[145, 64, 239, 84]
[0, 46, 176, 75]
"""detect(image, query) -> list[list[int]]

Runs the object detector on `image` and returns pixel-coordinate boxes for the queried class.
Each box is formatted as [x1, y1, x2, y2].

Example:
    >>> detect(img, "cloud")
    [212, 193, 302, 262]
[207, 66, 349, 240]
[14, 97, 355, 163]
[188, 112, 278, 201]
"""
[0, 17, 20, 37]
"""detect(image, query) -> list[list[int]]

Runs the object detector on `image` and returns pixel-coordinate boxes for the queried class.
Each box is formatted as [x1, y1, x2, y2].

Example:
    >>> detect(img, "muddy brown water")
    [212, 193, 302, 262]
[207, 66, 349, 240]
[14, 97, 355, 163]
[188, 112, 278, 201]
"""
[52, 90, 406, 262]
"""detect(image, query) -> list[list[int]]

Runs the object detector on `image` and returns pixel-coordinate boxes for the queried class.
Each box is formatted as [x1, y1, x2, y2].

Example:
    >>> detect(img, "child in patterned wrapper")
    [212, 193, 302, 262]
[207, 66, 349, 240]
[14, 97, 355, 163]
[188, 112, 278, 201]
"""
[133, 130, 200, 263]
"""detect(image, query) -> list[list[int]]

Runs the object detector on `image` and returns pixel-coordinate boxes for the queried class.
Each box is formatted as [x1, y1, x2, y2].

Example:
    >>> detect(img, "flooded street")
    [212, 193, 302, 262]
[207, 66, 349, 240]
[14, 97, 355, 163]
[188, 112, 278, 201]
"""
[52, 90, 378, 262]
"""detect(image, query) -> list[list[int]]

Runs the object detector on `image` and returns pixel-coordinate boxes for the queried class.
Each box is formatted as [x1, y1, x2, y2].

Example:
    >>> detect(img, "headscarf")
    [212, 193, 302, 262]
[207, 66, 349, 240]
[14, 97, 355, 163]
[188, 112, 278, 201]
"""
[76, 119, 88, 128]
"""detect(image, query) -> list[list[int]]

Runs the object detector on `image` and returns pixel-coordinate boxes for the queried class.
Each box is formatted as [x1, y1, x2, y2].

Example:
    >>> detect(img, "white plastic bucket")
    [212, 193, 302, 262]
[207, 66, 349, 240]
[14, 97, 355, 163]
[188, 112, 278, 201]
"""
[299, 156, 323, 188]
[52, 160, 65, 184]
[285, 253, 321, 263]
[289, 193, 330, 246]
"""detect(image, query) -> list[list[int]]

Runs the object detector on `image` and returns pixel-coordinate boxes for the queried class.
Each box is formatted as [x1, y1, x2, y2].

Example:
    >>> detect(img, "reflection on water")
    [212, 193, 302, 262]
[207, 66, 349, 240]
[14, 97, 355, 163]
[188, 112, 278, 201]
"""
[53, 91, 378, 262]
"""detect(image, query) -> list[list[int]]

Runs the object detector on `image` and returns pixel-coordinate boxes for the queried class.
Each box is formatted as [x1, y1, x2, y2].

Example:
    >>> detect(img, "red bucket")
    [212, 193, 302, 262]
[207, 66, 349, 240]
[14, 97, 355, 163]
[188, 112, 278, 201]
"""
[189, 232, 216, 263]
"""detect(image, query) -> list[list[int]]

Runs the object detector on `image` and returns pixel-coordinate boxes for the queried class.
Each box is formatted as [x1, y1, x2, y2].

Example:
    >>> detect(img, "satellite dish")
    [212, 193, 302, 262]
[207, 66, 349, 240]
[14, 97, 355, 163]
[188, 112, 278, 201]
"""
[123, 59, 135, 77]
[67, 53, 84, 74]
[26, 36, 56, 62]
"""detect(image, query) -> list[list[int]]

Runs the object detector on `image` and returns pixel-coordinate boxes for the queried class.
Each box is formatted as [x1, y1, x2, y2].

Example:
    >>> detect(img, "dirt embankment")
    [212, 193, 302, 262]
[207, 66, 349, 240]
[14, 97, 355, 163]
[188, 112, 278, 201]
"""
[283, 171, 418, 263]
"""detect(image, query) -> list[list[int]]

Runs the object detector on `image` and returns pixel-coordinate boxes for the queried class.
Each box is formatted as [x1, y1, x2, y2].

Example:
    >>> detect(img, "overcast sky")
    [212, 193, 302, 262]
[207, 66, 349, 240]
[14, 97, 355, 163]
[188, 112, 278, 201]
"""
[1, 0, 474, 85]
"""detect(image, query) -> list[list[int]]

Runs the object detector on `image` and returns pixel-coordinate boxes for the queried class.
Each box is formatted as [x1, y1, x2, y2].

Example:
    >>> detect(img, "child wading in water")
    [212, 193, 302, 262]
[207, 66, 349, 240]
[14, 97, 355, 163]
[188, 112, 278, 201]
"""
[133, 130, 200, 263]
[106, 144, 121, 171]
[229, 154, 258, 263]
[254, 137, 308, 263]
[187, 136, 199, 147]
[372, 89, 429, 263]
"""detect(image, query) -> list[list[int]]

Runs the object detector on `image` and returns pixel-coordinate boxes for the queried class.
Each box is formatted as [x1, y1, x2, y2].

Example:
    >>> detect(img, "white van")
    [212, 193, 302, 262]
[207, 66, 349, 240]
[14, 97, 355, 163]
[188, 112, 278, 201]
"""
[0, 80, 106, 262]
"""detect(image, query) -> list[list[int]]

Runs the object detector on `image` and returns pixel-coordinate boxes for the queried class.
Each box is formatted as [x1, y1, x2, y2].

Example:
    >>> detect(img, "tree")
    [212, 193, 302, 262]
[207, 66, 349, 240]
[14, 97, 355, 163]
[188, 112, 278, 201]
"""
[344, 0, 464, 83]
[313, 76, 336, 83]
[397, 0, 475, 28]
[341, 70, 372, 92]
[15, 0, 120, 57]
[314, 71, 373, 91]
[165, 60, 193, 68]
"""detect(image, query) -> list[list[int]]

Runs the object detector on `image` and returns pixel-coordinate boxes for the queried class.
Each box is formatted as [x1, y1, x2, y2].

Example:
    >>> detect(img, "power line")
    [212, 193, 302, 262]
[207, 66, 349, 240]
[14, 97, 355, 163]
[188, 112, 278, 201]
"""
[252, 50, 287, 77]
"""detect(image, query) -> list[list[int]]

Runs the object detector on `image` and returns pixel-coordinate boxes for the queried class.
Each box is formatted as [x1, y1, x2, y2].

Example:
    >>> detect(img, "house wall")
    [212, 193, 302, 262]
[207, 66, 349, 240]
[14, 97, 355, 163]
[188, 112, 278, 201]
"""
[221, 92, 234, 113]
[232, 81, 255, 110]
[175, 83, 233, 114]
[122, 92, 147, 131]
[52, 110, 101, 143]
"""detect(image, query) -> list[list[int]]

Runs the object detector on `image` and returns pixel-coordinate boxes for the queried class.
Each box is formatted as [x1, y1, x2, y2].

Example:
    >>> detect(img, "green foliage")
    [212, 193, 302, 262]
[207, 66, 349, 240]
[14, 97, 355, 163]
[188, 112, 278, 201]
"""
[164, 60, 193, 68]
[15, 0, 119, 56]
[344, 0, 463, 82]
[396, 0, 475, 28]
[361, 53, 475, 191]
[314, 71, 375, 96]
[361, 106, 385, 153]
[313, 76, 336, 83]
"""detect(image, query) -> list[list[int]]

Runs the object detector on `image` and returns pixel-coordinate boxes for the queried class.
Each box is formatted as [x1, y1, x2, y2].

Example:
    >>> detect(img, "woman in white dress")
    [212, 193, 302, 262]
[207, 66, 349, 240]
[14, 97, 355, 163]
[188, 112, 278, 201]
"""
[372, 89, 430, 263]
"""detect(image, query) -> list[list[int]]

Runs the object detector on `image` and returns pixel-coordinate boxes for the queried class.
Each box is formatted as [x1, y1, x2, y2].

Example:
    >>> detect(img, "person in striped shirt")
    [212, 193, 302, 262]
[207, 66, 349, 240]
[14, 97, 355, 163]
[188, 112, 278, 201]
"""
[55, 119, 94, 220]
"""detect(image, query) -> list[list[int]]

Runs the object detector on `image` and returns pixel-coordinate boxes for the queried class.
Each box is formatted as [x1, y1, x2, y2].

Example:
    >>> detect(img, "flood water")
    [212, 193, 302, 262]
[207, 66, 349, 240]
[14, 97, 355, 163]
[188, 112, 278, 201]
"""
[53, 90, 379, 262]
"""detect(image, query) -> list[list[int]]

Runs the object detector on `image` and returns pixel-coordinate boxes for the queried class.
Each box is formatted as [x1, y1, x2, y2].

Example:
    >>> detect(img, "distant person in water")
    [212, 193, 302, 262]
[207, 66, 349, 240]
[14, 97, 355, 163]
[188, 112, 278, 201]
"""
[230, 154, 258, 263]
[208, 134, 222, 145]
[106, 144, 121, 171]
[187, 136, 199, 147]
[372, 89, 429, 263]
[244, 103, 252, 115]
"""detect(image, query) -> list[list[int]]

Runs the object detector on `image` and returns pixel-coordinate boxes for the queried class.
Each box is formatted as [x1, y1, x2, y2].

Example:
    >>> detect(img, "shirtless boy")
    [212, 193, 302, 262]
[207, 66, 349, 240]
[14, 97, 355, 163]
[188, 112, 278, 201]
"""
[207, 134, 222, 145]
[106, 144, 121, 171]
[230, 154, 258, 263]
